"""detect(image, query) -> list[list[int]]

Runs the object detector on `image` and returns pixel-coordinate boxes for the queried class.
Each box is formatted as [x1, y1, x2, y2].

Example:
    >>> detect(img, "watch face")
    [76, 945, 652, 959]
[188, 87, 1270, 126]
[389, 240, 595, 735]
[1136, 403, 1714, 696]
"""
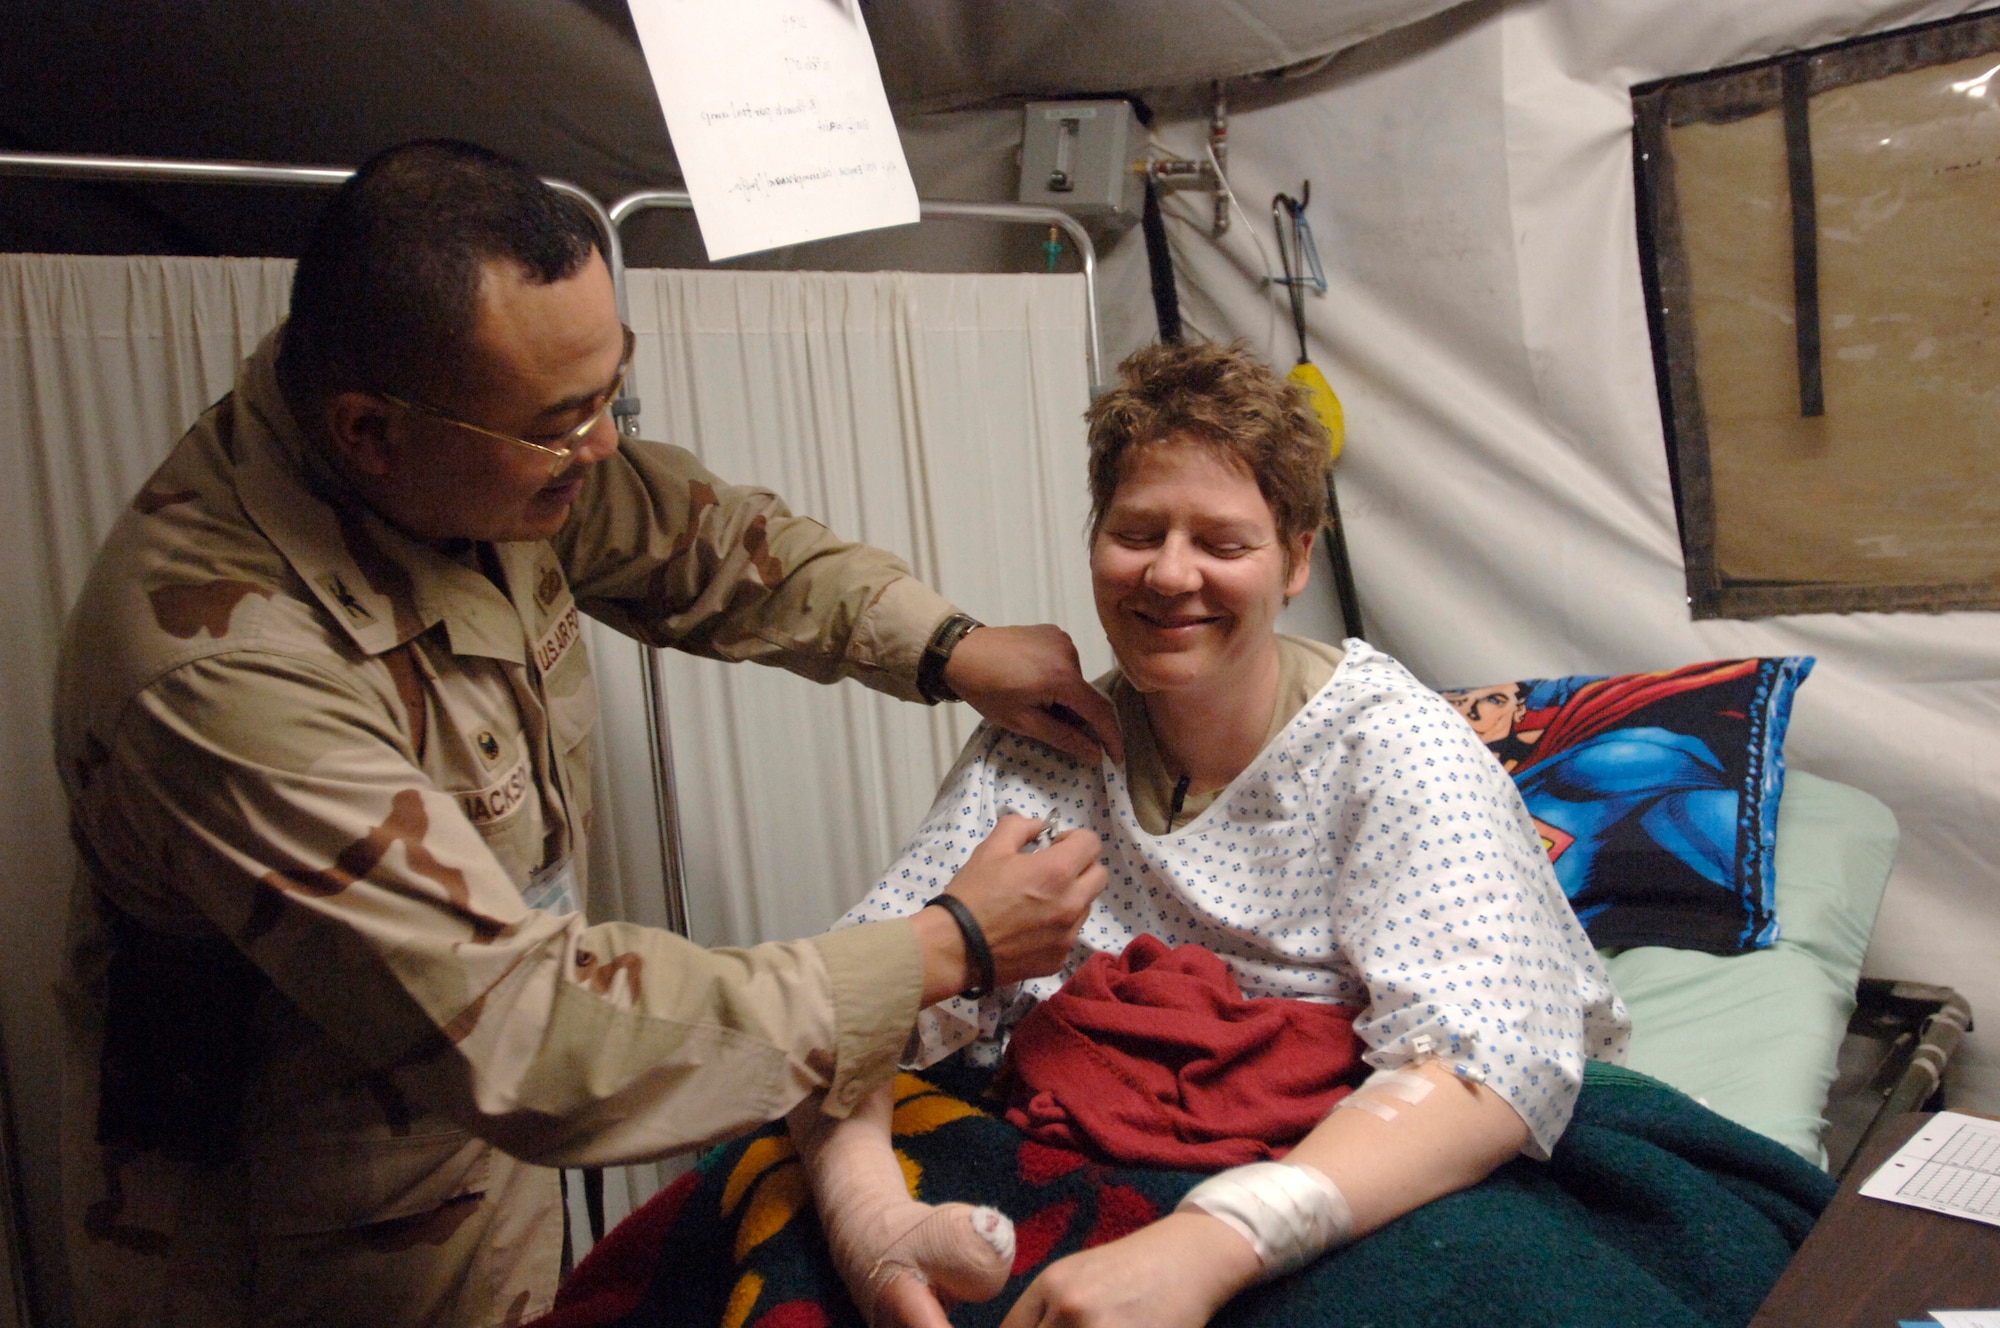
[920, 615, 979, 702]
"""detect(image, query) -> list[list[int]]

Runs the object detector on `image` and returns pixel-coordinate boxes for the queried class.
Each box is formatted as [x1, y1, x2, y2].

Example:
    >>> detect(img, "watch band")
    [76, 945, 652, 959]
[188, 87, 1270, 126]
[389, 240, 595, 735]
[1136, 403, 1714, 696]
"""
[916, 613, 981, 704]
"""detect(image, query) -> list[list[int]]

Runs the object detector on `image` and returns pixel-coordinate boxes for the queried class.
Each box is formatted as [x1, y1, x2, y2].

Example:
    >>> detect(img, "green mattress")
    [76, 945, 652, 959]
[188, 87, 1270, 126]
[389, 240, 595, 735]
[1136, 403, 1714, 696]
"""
[1604, 771, 1898, 1166]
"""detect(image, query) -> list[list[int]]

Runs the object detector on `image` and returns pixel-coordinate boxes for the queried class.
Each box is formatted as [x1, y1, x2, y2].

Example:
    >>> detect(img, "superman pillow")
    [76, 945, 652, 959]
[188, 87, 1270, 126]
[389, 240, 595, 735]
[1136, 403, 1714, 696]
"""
[1439, 658, 1813, 955]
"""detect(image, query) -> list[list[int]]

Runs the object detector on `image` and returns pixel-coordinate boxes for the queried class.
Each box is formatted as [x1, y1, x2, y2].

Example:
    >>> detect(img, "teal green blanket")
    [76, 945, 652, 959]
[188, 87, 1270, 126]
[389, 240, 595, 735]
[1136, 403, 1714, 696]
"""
[555, 1060, 1833, 1328]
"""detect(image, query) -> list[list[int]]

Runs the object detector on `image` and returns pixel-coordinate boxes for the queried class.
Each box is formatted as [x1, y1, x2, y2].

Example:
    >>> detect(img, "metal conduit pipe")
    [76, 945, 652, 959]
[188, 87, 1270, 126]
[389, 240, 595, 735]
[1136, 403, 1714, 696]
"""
[0, 149, 355, 189]
[606, 189, 1105, 394]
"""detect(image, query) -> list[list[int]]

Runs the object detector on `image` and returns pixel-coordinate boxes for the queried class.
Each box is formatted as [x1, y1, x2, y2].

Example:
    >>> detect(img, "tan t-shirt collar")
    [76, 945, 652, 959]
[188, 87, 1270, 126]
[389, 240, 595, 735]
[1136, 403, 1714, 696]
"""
[1110, 634, 1344, 835]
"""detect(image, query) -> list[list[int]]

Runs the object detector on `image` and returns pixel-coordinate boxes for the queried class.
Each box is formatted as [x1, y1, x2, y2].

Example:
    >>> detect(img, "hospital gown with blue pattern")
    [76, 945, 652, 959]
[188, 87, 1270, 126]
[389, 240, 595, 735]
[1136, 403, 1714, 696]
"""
[841, 641, 1630, 1159]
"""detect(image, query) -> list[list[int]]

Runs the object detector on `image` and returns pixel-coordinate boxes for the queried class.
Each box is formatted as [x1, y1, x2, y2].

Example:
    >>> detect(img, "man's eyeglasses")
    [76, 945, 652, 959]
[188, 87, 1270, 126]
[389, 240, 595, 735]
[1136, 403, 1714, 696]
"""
[378, 324, 635, 478]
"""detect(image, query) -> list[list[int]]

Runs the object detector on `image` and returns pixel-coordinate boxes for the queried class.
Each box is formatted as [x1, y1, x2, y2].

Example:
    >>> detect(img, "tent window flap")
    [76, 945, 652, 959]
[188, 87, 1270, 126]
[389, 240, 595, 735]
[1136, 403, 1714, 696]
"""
[1634, 10, 2000, 619]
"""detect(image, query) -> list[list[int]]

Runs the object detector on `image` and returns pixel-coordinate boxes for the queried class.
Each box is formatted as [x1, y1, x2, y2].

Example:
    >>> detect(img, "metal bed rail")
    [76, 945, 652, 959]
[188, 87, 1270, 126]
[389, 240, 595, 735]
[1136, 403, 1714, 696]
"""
[1826, 978, 1976, 1178]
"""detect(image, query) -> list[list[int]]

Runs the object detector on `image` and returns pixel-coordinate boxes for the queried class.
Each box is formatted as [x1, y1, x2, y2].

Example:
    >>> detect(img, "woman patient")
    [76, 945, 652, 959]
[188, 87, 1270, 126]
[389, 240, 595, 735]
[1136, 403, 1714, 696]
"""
[788, 341, 1628, 1328]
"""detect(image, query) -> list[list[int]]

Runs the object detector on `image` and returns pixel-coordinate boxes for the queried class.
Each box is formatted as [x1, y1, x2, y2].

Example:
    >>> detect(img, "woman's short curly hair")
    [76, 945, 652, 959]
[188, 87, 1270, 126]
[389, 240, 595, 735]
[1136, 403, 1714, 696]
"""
[1084, 341, 1331, 561]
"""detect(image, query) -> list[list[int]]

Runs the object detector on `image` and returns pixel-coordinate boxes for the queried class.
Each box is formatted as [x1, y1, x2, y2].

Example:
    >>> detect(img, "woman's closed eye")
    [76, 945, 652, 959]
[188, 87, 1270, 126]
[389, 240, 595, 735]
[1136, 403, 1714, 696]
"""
[1197, 526, 1271, 557]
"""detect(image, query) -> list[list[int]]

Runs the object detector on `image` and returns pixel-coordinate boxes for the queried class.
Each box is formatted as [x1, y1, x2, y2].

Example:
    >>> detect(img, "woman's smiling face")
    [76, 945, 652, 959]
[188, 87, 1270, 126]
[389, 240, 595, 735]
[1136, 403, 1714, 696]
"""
[1090, 436, 1312, 697]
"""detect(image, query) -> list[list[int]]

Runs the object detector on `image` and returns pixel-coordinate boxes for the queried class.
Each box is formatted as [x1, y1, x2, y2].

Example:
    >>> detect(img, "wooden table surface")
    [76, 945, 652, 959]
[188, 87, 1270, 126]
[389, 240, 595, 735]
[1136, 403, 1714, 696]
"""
[1750, 1112, 2000, 1328]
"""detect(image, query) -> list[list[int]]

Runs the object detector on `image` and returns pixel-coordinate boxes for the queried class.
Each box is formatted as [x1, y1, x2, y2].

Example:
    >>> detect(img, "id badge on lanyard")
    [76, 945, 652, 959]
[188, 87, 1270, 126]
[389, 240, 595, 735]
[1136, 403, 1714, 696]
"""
[522, 856, 581, 917]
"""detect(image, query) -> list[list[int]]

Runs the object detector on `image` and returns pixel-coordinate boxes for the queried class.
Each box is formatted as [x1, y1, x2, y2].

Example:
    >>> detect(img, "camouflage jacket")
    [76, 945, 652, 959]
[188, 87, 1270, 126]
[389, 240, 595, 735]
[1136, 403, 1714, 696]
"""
[55, 331, 951, 1242]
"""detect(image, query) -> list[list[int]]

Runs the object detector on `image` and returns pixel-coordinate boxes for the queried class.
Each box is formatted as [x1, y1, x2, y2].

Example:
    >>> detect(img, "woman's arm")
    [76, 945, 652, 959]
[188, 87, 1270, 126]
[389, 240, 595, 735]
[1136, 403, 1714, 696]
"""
[792, 1083, 1017, 1328]
[998, 1060, 1529, 1328]
[1282, 1059, 1530, 1234]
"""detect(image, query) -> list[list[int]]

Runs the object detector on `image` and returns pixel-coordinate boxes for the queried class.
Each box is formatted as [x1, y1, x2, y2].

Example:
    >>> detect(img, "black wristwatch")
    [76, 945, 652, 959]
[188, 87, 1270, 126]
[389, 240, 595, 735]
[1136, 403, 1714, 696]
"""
[916, 613, 981, 705]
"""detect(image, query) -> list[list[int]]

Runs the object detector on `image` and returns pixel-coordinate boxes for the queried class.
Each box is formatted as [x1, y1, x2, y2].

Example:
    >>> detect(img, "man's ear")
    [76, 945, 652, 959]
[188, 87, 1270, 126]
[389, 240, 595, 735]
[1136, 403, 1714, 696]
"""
[1285, 530, 1316, 599]
[324, 391, 397, 478]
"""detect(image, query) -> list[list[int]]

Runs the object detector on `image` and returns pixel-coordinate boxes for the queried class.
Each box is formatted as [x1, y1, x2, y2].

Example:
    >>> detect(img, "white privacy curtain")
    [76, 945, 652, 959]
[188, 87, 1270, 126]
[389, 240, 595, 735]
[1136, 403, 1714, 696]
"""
[0, 253, 296, 1322]
[624, 268, 1104, 950]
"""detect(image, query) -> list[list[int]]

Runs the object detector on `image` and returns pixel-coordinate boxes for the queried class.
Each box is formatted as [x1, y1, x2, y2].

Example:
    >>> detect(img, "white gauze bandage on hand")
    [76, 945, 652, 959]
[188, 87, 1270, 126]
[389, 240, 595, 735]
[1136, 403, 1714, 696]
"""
[790, 1093, 1015, 1327]
[1175, 1161, 1356, 1278]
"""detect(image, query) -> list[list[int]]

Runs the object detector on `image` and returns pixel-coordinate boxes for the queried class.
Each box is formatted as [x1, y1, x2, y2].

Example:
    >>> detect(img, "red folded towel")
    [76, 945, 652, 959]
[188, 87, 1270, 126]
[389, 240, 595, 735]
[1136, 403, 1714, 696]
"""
[998, 935, 1367, 1170]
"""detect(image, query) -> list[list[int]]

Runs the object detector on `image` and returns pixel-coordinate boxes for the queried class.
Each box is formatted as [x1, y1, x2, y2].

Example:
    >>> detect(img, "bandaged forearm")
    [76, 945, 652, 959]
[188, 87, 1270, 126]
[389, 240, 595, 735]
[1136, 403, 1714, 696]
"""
[1175, 1161, 1355, 1277]
[788, 1091, 1014, 1326]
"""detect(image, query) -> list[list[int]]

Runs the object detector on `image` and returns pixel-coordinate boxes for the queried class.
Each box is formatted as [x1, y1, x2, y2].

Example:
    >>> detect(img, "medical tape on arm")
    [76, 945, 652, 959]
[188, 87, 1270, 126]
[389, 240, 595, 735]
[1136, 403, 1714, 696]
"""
[1338, 1027, 1490, 1121]
[1175, 1161, 1355, 1277]
[1336, 1066, 1436, 1122]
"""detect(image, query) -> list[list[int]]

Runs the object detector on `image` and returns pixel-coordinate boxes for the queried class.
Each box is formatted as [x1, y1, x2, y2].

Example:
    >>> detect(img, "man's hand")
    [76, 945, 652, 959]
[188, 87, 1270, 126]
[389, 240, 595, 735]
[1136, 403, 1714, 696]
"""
[943, 625, 1124, 766]
[912, 815, 1105, 1005]
[997, 1211, 1260, 1328]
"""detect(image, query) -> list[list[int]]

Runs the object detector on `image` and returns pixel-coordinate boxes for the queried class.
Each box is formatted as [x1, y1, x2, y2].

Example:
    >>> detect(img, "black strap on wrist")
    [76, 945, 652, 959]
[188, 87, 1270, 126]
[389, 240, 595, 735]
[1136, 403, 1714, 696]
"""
[916, 613, 981, 705]
[923, 893, 996, 999]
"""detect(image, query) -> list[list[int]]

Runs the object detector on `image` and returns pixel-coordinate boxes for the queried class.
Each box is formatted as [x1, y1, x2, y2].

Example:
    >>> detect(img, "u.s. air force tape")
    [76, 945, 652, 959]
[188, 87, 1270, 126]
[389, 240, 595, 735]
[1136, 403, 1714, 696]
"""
[1176, 1161, 1355, 1277]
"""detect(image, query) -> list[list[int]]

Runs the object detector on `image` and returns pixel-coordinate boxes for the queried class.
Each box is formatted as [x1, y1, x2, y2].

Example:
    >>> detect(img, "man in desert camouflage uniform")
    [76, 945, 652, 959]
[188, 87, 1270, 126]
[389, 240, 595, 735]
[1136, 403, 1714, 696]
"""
[54, 140, 1119, 1326]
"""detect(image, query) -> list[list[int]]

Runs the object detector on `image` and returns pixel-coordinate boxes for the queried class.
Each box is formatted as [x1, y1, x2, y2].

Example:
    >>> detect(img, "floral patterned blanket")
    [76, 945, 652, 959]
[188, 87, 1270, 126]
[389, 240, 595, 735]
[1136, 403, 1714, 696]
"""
[534, 1059, 1833, 1328]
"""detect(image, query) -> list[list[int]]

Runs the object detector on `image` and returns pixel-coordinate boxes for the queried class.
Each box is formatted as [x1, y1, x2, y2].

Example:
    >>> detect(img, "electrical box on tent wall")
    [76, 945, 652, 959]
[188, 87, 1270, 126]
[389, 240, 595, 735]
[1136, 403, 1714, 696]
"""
[1019, 100, 1143, 229]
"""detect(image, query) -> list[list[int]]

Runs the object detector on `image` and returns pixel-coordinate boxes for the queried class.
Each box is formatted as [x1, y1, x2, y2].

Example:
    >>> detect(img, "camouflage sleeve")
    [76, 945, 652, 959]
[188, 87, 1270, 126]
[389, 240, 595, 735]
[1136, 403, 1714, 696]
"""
[553, 436, 956, 702]
[88, 651, 926, 1163]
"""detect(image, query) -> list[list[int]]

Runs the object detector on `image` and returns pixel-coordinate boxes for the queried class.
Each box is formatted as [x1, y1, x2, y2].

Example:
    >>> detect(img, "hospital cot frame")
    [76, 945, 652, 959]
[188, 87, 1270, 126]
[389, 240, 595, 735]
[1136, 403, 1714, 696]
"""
[1825, 979, 1974, 1177]
[0, 149, 1105, 946]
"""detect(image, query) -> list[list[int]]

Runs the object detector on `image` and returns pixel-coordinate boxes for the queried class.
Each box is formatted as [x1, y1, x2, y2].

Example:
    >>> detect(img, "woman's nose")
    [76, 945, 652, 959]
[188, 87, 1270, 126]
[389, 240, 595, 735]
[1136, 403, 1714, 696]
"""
[1144, 535, 1201, 594]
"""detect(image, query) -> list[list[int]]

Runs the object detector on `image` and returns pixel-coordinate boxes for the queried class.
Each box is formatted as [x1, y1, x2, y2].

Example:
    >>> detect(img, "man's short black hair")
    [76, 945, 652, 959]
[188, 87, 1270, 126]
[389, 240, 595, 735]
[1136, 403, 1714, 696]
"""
[277, 139, 601, 414]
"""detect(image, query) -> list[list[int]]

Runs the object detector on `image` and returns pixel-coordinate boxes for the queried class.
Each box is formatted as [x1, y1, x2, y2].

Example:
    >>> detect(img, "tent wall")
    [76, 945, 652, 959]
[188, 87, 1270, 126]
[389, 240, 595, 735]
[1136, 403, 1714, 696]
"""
[1128, 0, 1999, 1111]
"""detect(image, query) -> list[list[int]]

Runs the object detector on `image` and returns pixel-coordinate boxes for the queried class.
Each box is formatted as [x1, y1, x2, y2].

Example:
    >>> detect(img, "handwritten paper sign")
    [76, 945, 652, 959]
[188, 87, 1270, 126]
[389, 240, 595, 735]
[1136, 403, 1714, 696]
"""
[628, 0, 919, 261]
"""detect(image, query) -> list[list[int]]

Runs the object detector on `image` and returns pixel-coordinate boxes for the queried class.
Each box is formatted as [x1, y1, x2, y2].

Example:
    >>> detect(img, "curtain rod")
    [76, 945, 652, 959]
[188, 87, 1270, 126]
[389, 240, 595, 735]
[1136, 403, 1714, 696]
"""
[608, 189, 1103, 393]
[0, 150, 628, 326]
[0, 153, 1104, 395]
